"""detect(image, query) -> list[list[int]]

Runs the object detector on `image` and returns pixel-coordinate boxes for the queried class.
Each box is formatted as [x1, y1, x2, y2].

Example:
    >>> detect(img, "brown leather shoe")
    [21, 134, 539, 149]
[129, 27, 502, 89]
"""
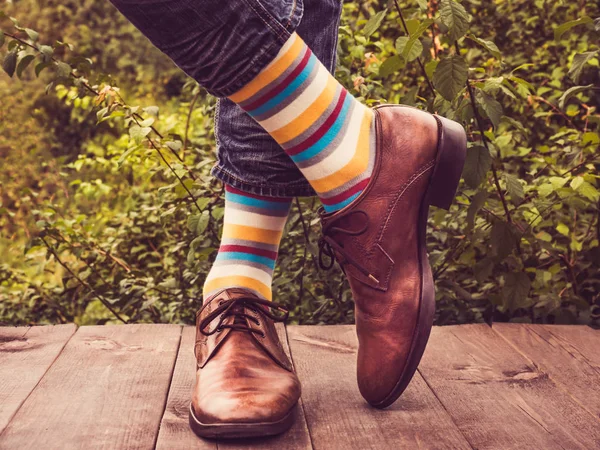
[189, 288, 301, 439]
[318, 105, 466, 408]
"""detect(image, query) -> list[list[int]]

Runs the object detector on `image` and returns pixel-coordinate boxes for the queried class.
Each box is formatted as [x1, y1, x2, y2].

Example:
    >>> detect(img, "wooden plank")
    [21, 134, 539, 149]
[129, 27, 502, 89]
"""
[0, 324, 181, 449]
[493, 324, 600, 419]
[418, 324, 600, 450]
[0, 325, 77, 433]
[155, 326, 214, 450]
[287, 325, 471, 450]
[155, 324, 312, 450]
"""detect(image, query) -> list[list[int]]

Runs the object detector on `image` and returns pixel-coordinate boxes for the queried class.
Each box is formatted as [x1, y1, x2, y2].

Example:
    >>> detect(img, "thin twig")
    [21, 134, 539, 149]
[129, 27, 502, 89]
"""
[40, 236, 127, 323]
[183, 90, 201, 155]
[392, 0, 436, 97]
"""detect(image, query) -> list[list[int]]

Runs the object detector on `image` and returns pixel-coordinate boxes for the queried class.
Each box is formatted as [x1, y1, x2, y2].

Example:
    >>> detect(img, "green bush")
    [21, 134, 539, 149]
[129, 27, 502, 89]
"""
[0, 0, 598, 326]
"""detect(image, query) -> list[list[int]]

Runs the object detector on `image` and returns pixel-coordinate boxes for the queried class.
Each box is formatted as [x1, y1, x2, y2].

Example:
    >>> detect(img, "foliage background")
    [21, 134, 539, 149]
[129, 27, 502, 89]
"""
[0, 0, 598, 326]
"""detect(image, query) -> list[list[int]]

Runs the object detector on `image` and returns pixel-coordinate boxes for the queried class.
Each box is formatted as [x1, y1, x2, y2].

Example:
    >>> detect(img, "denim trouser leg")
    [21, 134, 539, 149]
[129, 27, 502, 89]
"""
[212, 0, 342, 197]
[109, 0, 342, 197]
[109, 0, 305, 97]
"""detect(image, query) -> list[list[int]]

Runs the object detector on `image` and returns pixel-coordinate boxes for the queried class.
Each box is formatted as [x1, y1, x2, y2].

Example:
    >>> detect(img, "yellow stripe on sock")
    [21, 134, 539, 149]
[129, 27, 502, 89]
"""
[310, 109, 374, 194]
[204, 276, 272, 300]
[223, 223, 284, 245]
[229, 34, 303, 103]
[270, 74, 338, 144]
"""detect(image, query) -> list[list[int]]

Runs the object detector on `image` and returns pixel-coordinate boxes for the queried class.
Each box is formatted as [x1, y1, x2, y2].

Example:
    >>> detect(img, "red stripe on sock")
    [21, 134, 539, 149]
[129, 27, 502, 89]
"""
[244, 47, 312, 112]
[220, 244, 278, 260]
[225, 185, 292, 203]
[286, 89, 347, 157]
[320, 178, 370, 206]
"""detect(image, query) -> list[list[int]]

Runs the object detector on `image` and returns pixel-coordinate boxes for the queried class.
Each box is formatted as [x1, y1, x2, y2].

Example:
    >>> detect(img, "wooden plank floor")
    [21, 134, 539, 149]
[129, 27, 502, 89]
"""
[0, 324, 598, 449]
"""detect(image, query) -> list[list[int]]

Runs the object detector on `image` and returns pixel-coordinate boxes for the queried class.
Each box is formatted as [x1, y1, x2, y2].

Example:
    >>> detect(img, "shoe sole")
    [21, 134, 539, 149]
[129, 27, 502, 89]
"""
[369, 110, 467, 409]
[188, 402, 297, 439]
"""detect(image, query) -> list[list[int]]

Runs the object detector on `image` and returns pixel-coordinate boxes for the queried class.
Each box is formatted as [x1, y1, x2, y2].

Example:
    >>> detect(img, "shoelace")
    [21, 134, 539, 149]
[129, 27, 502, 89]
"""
[198, 296, 289, 337]
[317, 209, 379, 283]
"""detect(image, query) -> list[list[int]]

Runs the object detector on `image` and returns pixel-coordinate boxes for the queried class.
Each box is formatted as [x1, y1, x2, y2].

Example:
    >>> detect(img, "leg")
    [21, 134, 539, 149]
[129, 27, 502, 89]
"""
[112, 0, 467, 420]
[213, 0, 342, 198]
[109, 0, 341, 439]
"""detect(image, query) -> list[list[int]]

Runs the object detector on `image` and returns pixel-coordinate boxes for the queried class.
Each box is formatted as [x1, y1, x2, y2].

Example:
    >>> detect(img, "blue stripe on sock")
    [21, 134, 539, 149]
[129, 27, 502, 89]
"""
[322, 191, 362, 213]
[290, 93, 352, 163]
[225, 192, 291, 211]
[248, 54, 318, 117]
[215, 251, 276, 270]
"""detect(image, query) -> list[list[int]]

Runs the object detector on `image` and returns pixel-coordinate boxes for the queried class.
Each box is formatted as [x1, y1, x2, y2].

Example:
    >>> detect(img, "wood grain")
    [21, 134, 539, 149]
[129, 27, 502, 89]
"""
[0, 325, 76, 433]
[155, 324, 312, 450]
[155, 326, 215, 450]
[418, 324, 600, 449]
[493, 324, 600, 419]
[287, 325, 471, 450]
[0, 324, 181, 449]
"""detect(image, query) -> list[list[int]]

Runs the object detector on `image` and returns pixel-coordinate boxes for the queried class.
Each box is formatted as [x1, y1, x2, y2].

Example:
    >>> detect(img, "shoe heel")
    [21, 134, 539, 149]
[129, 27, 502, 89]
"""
[428, 115, 467, 210]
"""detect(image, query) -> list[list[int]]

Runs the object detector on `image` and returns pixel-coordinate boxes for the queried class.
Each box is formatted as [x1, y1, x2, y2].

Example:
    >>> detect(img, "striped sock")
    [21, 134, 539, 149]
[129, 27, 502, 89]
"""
[229, 33, 376, 213]
[203, 185, 291, 301]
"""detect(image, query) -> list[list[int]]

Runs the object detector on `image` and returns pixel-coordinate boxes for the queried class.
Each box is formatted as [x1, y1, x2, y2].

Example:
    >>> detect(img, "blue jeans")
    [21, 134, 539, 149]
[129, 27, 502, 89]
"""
[109, 0, 343, 197]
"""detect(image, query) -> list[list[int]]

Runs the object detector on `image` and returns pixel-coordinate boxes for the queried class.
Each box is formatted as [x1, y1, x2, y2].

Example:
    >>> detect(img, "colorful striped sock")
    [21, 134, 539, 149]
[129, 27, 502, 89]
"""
[229, 33, 376, 213]
[203, 185, 291, 301]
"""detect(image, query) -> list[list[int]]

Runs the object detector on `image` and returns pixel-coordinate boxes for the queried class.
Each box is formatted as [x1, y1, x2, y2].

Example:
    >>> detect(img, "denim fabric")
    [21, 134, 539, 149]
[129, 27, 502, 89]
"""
[110, 0, 343, 197]
[109, 0, 304, 97]
[212, 0, 342, 197]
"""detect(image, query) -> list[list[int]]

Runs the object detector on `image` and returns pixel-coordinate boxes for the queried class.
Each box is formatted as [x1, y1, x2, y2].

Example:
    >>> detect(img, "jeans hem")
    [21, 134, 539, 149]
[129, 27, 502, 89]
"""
[211, 164, 316, 198]
[207, 0, 304, 97]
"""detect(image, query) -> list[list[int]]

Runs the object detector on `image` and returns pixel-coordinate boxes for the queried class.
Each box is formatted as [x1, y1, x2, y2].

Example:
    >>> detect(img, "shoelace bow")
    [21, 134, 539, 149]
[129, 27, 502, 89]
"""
[317, 209, 379, 283]
[198, 296, 289, 337]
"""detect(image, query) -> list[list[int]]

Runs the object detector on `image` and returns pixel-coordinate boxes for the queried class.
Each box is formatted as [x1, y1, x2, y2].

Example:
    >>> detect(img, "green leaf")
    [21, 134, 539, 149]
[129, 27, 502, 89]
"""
[139, 118, 154, 127]
[476, 90, 503, 128]
[425, 59, 438, 79]
[558, 84, 597, 109]
[2, 51, 17, 77]
[397, 19, 432, 63]
[39, 45, 53, 58]
[0, 30, 5, 48]
[491, 221, 515, 259]
[466, 190, 487, 230]
[439, 0, 470, 42]
[462, 145, 492, 188]
[503, 173, 524, 202]
[117, 145, 141, 166]
[554, 16, 592, 41]
[129, 125, 152, 142]
[24, 28, 39, 42]
[556, 223, 570, 237]
[166, 140, 183, 152]
[570, 176, 584, 190]
[474, 257, 494, 282]
[395, 36, 423, 62]
[466, 35, 501, 59]
[364, 9, 388, 37]
[416, 0, 428, 11]
[378, 55, 405, 78]
[144, 106, 159, 115]
[569, 51, 598, 83]
[55, 61, 71, 78]
[502, 272, 531, 313]
[433, 55, 468, 101]
[16, 53, 35, 78]
[196, 211, 210, 236]
[35, 62, 50, 77]
[576, 181, 600, 201]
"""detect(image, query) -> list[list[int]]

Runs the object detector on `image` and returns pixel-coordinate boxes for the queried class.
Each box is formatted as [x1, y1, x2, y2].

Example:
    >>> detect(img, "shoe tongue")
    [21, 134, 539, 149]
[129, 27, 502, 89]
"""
[233, 306, 246, 325]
